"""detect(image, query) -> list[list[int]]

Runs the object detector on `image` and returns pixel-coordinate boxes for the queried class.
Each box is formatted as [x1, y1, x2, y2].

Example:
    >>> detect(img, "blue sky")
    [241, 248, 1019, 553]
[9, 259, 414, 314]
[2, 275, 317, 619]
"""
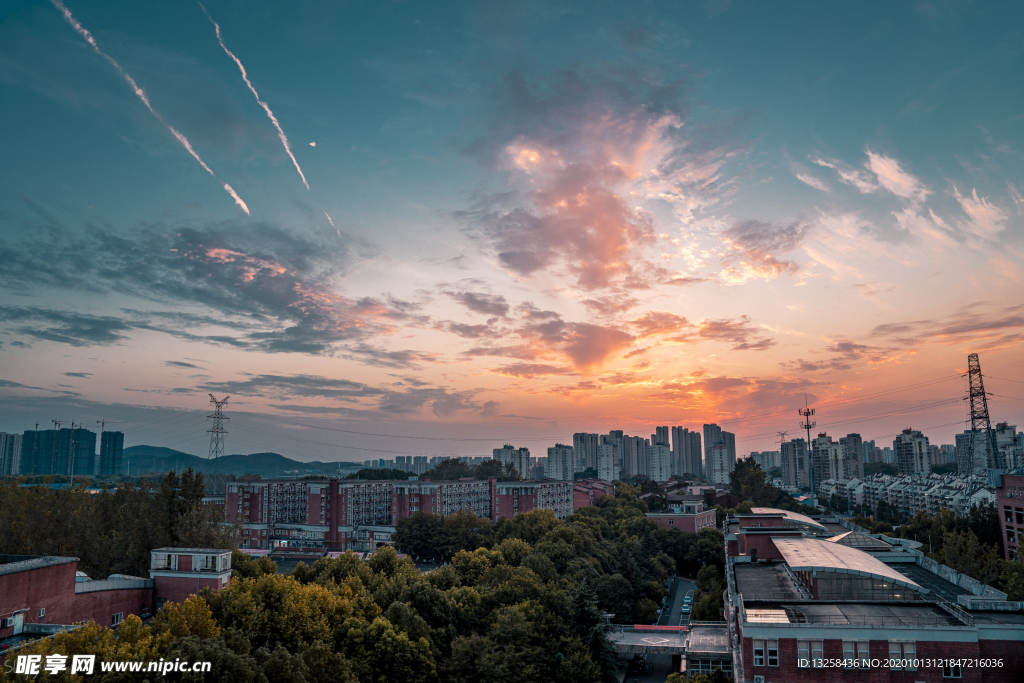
[1, 0, 1021, 462]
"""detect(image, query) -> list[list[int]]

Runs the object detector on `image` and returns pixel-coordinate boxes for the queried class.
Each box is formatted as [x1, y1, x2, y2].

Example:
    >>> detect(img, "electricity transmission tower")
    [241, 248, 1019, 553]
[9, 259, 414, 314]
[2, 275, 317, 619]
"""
[798, 397, 816, 506]
[964, 353, 998, 479]
[207, 394, 230, 495]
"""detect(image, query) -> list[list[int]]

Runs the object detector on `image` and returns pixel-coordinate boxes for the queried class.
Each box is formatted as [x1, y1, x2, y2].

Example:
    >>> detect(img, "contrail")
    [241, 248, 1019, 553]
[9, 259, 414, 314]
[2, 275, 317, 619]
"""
[323, 210, 335, 227]
[50, 0, 249, 213]
[200, 4, 309, 191]
[224, 184, 250, 215]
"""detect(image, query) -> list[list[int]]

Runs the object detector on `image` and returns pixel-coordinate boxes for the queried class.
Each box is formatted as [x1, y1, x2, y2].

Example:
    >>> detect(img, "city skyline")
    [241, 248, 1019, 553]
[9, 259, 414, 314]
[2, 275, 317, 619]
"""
[1, 1, 1023, 463]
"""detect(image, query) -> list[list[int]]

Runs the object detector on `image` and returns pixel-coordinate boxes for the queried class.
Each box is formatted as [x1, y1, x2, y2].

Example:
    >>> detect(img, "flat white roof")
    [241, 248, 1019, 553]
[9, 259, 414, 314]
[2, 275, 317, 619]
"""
[749, 507, 827, 531]
[771, 537, 925, 592]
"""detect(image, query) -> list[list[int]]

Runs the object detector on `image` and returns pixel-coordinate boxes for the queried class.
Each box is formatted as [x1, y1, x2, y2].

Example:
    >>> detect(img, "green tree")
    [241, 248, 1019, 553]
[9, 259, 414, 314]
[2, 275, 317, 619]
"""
[729, 458, 776, 506]
[1000, 545, 1024, 600]
[341, 617, 439, 683]
[231, 549, 278, 579]
[345, 468, 411, 480]
[423, 458, 472, 480]
[394, 512, 445, 557]
[940, 530, 1001, 584]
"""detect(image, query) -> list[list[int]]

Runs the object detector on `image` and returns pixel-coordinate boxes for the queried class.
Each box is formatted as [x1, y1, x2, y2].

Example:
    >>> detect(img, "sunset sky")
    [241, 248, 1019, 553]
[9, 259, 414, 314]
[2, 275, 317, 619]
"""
[1, 0, 1022, 463]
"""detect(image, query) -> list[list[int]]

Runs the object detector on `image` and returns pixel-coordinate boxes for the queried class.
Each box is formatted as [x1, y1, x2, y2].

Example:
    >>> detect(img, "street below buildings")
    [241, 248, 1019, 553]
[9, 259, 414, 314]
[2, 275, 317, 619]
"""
[620, 576, 695, 682]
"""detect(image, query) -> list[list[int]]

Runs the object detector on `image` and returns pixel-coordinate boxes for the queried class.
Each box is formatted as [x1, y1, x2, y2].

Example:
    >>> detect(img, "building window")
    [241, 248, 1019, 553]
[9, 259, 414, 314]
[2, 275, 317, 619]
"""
[1005, 506, 1013, 523]
[766, 640, 778, 667]
[1010, 529, 1017, 544]
[797, 640, 822, 667]
[112, 612, 124, 626]
[843, 641, 869, 668]
[753, 640, 765, 667]
[943, 663, 963, 678]
[889, 642, 916, 670]
[39, 608, 45, 617]
[668, 520, 674, 525]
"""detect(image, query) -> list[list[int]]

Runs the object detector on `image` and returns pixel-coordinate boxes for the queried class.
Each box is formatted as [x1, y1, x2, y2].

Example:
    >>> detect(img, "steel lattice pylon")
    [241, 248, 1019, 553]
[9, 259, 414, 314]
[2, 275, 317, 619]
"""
[207, 394, 230, 493]
[965, 354, 998, 476]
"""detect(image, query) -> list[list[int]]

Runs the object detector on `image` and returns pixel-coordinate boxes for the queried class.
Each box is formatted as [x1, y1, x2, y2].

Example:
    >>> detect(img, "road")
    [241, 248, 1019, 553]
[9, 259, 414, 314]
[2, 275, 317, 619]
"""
[622, 576, 696, 683]
[658, 575, 696, 627]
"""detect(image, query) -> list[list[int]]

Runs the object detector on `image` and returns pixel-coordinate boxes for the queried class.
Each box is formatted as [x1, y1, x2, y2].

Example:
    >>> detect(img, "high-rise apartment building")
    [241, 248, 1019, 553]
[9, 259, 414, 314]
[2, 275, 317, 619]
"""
[811, 433, 844, 483]
[0, 432, 22, 476]
[703, 424, 735, 483]
[707, 443, 734, 484]
[894, 428, 931, 475]
[995, 422, 1024, 471]
[955, 429, 989, 475]
[546, 444, 574, 481]
[779, 438, 807, 488]
[493, 445, 531, 478]
[671, 427, 702, 477]
[649, 443, 672, 482]
[19, 427, 96, 476]
[621, 435, 649, 477]
[572, 433, 600, 472]
[596, 443, 617, 482]
[748, 451, 779, 471]
[654, 426, 669, 446]
[99, 431, 124, 476]
[839, 433, 864, 480]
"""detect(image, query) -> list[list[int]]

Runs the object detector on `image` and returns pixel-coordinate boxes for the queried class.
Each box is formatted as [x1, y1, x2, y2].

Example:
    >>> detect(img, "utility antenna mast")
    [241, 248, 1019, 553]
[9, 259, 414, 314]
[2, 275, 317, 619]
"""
[965, 353, 998, 479]
[798, 396, 816, 506]
[207, 394, 230, 494]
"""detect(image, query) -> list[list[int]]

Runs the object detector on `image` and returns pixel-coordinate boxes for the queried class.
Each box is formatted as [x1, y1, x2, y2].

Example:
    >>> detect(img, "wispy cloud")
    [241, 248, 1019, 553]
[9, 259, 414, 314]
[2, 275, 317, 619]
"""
[719, 219, 810, 284]
[1009, 182, 1024, 214]
[953, 186, 1008, 240]
[795, 171, 829, 192]
[200, 3, 309, 191]
[814, 157, 879, 194]
[864, 149, 929, 204]
[50, 0, 248, 213]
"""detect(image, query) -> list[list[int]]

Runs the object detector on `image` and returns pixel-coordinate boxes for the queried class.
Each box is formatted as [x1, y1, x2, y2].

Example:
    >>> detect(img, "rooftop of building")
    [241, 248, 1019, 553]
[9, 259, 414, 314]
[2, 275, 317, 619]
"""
[685, 624, 731, 655]
[827, 530, 894, 551]
[150, 547, 232, 554]
[888, 563, 972, 602]
[748, 508, 827, 531]
[744, 602, 960, 627]
[734, 562, 807, 601]
[0, 555, 77, 576]
[771, 537, 924, 591]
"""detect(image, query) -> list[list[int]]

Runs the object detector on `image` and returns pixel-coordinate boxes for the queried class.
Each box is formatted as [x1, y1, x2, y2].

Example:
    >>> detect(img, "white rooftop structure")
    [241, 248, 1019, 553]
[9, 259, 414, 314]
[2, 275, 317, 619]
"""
[771, 537, 925, 592]
[749, 507, 827, 531]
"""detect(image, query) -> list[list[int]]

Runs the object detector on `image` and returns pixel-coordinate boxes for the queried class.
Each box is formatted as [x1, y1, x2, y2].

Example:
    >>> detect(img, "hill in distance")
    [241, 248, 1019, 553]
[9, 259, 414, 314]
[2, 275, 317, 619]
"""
[124, 445, 361, 478]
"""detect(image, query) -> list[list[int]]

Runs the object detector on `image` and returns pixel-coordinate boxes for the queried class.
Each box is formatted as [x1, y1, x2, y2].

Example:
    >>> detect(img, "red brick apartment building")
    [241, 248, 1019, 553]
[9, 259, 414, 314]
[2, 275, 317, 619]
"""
[0, 549, 231, 656]
[226, 476, 594, 552]
[996, 472, 1024, 560]
[716, 509, 1024, 682]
